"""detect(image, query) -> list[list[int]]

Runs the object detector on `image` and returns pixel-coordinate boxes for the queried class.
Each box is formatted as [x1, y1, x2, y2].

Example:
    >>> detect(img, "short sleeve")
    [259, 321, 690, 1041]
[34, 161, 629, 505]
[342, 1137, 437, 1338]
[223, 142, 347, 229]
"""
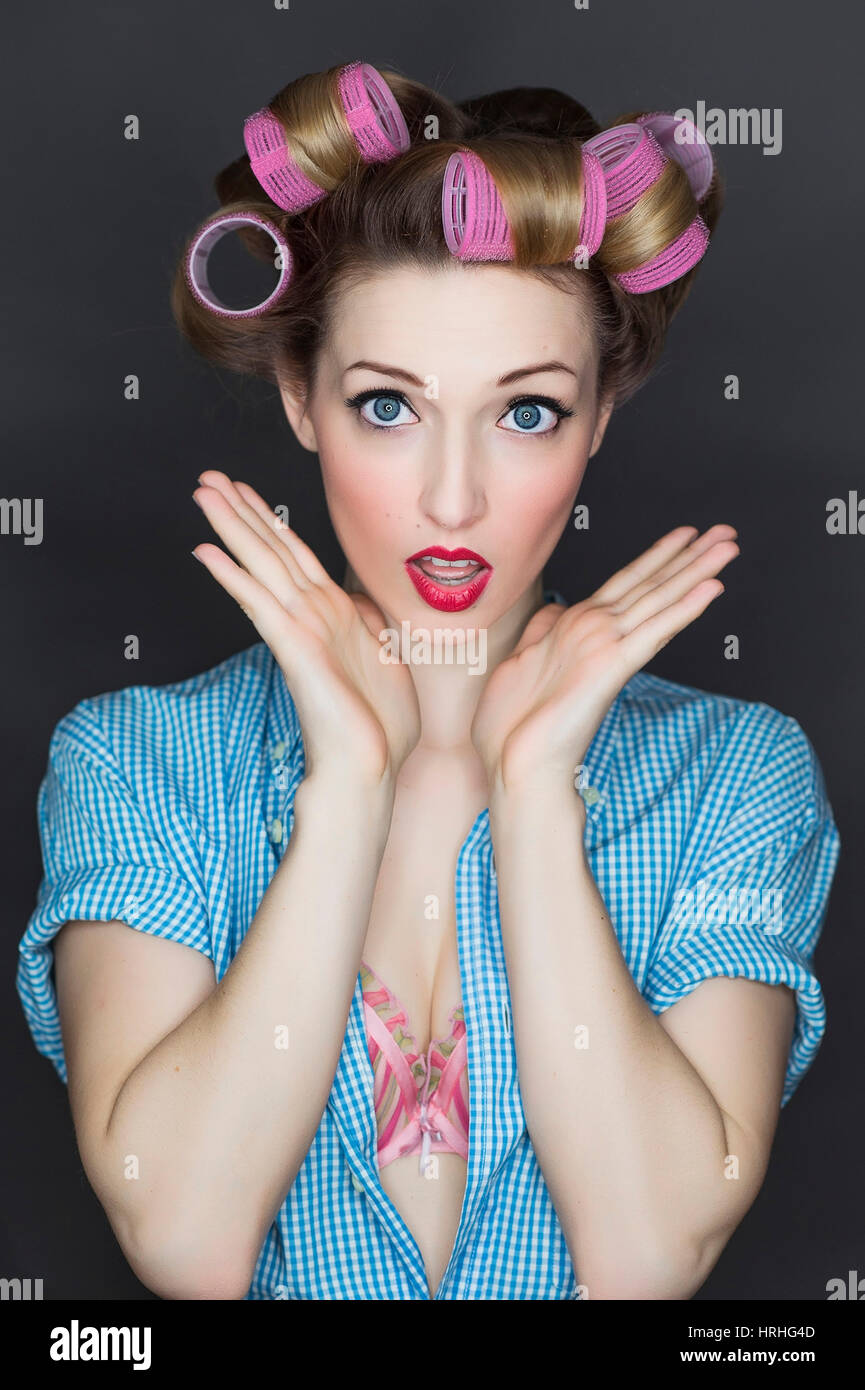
[18, 697, 213, 1085]
[643, 715, 840, 1107]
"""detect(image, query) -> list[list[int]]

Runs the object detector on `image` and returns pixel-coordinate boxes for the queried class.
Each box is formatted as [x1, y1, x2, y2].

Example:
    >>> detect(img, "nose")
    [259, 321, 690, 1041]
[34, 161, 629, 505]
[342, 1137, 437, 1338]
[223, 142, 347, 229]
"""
[418, 423, 487, 533]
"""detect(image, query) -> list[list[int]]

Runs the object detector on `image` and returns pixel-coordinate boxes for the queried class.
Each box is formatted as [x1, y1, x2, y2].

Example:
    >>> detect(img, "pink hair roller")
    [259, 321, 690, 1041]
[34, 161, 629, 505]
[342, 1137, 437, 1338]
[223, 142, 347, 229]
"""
[337, 61, 411, 161]
[441, 149, 516, 261]
[244, 60, 410, 213]
[581, 123, 667, 219]
[616, 216, 709, 292]
[185, 210, 293, 318]
[243, 108, 328, 213]
[443, 145, 608, 266]
[575, 147, 607, 259]
[582, 117, 715, 293]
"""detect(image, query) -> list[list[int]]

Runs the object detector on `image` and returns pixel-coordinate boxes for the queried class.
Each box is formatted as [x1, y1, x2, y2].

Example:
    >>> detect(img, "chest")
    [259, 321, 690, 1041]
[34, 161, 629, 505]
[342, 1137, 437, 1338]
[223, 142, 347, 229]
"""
[360, 766, 488, 1058]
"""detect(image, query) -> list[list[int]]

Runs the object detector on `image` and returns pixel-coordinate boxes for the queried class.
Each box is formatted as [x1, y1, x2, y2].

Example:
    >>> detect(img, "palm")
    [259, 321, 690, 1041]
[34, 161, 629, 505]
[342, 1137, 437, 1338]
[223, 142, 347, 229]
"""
[473, 525, 739, 791]
[191, 472, 420, 783]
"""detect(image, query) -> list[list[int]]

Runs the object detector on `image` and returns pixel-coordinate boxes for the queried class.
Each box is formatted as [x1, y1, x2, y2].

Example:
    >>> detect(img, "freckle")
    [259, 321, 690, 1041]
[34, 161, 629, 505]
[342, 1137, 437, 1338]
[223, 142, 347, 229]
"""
[174, 1065, 180, 1072]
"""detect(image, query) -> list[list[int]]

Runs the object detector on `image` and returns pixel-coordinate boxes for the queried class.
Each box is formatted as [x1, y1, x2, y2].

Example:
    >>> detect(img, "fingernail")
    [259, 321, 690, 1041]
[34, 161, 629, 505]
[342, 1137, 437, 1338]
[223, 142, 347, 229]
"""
[192, 549, 204, 563]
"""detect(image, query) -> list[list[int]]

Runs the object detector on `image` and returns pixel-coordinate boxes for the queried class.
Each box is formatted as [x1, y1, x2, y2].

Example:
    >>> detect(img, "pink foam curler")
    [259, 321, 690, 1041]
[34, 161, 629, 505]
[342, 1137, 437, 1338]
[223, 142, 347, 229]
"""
[441, 150, 516, 261]
[244, 60, 410, 213]
[185, 210, 293, 318]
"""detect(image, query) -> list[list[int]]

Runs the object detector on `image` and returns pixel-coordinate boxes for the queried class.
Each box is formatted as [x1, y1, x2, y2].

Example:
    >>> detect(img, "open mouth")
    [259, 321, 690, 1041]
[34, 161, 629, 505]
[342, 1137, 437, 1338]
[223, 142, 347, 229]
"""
[404, 548, 493, 612]
[409, 556, 486, 585]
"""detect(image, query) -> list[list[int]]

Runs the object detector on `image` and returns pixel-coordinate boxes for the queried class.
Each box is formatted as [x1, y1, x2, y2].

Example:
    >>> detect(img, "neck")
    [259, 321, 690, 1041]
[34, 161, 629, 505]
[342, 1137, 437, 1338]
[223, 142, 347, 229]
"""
[342, 561, 546, 755]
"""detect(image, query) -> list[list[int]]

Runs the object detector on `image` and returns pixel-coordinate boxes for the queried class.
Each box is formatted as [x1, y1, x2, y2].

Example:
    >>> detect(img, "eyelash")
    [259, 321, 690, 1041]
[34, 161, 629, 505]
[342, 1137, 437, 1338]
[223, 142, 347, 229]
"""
[343, 388, 575, 435]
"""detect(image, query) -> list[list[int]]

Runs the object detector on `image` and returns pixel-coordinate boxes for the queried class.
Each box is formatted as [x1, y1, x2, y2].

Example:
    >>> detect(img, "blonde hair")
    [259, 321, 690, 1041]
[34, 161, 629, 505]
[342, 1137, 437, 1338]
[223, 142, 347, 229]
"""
[171, 63, 723, 409]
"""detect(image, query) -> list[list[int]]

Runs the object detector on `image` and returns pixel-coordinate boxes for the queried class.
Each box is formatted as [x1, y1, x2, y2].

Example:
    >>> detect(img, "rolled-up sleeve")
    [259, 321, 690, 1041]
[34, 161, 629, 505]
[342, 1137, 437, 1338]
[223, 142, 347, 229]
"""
[643, 715, 840, 1106]
[18, 696, 213, 1084]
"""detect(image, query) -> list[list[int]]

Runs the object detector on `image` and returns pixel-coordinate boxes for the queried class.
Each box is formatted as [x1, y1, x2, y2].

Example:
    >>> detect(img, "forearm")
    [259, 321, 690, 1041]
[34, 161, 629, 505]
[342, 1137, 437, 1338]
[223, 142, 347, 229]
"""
[489, 779, 760, 1300]
[96, 767, 394, 1294]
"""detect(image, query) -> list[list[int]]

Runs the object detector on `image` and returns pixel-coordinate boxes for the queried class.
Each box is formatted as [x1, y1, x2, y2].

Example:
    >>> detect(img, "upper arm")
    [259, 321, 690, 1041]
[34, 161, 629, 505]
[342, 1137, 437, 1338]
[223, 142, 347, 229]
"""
[54, 919, 216, 1170]
[657, 975, 796, 1159]
[644, 713, 839, 1113]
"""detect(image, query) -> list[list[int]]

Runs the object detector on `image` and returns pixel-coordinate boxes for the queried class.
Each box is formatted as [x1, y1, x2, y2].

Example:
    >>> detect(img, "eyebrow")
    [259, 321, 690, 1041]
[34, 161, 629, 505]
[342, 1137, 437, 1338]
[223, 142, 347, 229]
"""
[343, 359, 578, 387]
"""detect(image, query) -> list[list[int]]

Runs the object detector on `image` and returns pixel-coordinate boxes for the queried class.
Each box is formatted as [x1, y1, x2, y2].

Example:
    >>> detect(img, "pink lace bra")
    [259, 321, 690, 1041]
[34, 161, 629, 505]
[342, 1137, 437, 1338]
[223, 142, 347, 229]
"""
[360, 960, 470, 1174]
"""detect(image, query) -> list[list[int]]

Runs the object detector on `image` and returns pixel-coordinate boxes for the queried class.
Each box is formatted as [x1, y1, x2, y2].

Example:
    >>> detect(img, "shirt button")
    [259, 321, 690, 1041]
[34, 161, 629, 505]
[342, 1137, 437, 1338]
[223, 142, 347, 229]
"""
[350, 1173, 364, 1193]
[267, 817, 283, 844]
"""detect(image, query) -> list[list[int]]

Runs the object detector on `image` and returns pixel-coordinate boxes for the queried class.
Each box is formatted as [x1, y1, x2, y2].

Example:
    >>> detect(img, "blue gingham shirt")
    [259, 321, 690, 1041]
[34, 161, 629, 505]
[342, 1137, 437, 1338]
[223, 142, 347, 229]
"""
[17, 589, 840, 1299]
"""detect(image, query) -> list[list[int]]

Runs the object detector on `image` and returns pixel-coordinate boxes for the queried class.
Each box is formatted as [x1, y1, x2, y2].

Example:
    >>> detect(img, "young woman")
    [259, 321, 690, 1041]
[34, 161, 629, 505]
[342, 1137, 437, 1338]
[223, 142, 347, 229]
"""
[18, 61, 839, 1301]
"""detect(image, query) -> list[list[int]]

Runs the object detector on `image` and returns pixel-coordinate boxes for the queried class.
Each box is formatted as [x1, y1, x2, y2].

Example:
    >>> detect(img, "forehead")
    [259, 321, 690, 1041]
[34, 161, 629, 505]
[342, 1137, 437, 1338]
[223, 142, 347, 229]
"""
[323, 263, 598, 382]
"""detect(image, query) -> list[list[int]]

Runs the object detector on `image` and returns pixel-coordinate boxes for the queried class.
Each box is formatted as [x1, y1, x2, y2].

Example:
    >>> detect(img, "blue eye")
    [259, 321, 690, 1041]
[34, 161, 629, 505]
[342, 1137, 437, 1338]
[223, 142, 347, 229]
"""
[499, 397, 571, 435]
[345, 389, 418, 430]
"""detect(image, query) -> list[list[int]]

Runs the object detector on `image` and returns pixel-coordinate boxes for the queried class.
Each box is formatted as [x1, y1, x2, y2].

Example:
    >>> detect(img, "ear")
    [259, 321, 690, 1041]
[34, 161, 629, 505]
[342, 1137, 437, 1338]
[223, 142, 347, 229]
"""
[588, 394, 615, 459]
[277, 376, 319, 454]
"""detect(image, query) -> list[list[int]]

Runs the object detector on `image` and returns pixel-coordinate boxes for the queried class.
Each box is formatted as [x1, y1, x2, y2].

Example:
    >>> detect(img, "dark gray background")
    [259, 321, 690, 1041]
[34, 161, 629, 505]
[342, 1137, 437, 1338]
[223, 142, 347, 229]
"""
[3, 0, 861, 1300]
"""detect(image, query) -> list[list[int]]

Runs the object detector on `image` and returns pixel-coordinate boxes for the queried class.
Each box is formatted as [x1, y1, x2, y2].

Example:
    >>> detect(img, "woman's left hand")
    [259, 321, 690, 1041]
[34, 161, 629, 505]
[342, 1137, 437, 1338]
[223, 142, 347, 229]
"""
[471, 524, 739, 795]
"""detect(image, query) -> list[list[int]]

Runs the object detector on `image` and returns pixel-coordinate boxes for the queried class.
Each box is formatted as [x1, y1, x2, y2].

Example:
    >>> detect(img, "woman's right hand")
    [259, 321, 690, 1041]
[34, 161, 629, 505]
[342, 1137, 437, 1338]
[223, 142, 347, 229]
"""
[191, 471, 421, 788]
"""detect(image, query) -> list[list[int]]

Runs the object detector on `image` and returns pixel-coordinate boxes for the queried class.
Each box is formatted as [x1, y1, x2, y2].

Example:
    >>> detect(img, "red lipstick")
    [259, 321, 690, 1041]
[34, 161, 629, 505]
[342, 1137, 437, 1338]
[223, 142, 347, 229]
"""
[404, 546, 493, 613]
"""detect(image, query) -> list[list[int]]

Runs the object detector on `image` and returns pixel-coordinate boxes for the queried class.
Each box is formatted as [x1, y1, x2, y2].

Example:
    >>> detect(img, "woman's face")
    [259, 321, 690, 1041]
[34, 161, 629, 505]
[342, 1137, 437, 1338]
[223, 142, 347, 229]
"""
[279, 263, 613, 628]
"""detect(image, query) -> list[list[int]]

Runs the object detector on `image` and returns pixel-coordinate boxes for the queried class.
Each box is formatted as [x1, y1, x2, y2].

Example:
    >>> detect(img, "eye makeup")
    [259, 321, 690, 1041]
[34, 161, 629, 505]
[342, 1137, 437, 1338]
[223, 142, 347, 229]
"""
[343, 387, 575, 434]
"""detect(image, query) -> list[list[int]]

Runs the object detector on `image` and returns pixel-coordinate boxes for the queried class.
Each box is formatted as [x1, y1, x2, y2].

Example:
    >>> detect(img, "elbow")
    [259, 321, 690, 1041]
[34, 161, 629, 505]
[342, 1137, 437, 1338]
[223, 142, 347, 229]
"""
[122, 1224, 256, 1300]
[578, 1234, 721, 1301]
[78, 1135, 258, 1299]
[103, 1202, 256, 1300]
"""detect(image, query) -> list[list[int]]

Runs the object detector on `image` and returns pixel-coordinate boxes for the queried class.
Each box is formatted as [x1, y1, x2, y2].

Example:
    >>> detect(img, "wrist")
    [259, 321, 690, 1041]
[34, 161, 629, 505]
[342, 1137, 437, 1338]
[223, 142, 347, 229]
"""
[295, 764, 396, 824]
[488, 771, 587, 832]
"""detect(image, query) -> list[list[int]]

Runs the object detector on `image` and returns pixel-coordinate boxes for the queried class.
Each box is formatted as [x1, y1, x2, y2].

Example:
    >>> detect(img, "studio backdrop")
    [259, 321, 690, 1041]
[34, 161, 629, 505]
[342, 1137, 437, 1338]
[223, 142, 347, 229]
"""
[3, 0, 861, 1304]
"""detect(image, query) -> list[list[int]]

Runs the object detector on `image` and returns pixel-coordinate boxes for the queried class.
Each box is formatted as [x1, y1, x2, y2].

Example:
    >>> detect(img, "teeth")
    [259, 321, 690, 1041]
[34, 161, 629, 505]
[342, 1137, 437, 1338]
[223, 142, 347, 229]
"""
[419, 556, 478, 567]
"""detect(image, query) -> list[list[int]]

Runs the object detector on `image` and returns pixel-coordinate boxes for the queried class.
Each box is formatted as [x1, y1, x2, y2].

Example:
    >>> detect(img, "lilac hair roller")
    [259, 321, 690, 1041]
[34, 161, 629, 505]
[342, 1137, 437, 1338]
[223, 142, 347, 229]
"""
[185, 210, 293, 319]
[636, 112, 714, 202]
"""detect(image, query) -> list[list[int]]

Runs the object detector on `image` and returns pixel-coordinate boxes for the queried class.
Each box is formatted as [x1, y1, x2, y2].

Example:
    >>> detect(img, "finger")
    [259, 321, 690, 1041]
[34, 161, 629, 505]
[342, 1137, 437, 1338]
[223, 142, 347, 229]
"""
[191, 542, 313, 660]
[616, 539, 738, 634]
[622, 578, 724, 663]
[609, 525, 738, 614]
[589, 526, 699, 606]
[231, 479, 334, 590]
[194, 485, 311, 615]
[197, 470, 311, 591]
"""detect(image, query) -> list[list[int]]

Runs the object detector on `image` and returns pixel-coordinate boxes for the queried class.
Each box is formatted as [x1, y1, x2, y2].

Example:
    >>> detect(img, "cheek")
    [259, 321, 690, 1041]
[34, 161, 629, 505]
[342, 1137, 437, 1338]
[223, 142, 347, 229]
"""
[506, 454, 589, 546]
[317, 444, 413, 549]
